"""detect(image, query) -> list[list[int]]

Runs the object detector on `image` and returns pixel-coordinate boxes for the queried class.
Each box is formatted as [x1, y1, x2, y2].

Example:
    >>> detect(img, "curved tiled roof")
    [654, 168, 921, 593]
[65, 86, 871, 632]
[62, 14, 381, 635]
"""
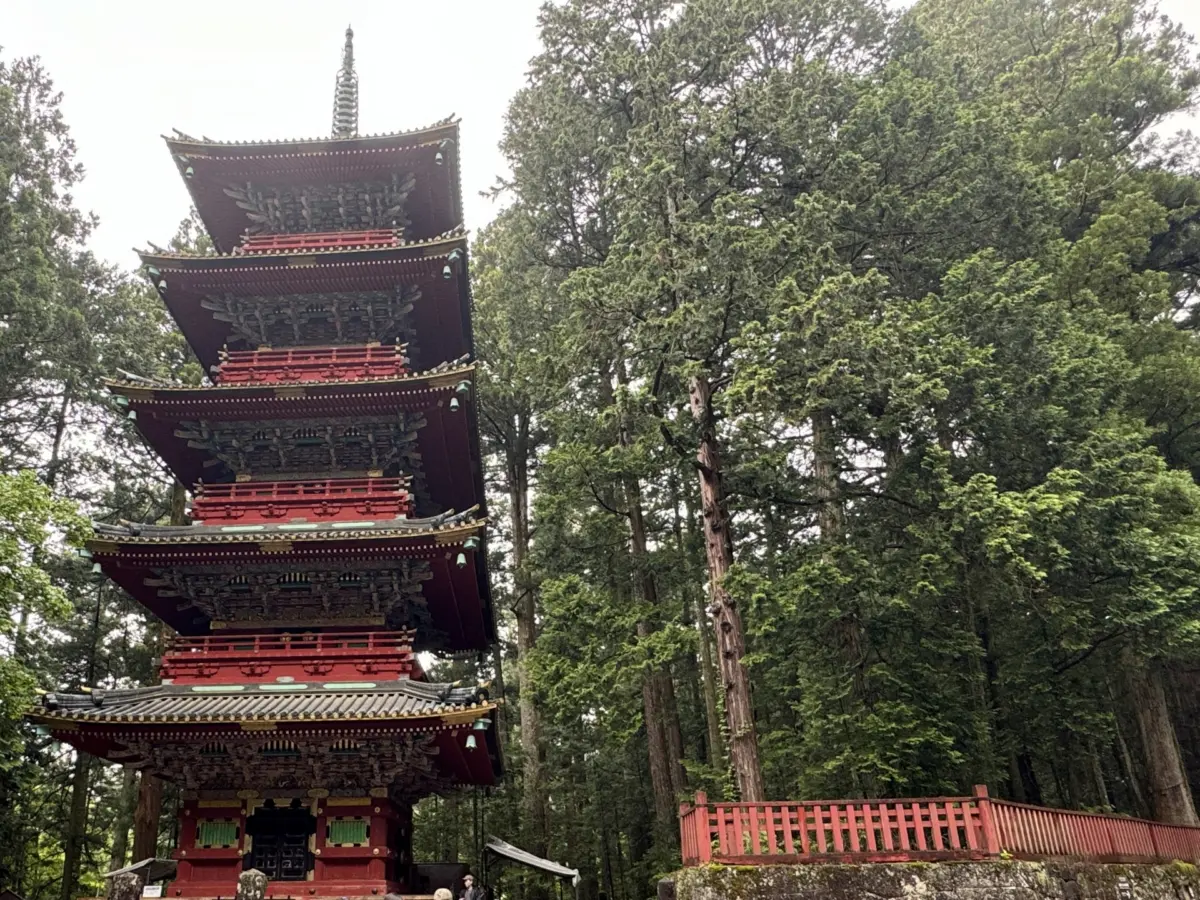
[36, 678, 491, 725]
[89, 507, 483, 548]
[165, 116, 458, 151]
[137, 226, 468, 263]
[107, 358, 472, 396]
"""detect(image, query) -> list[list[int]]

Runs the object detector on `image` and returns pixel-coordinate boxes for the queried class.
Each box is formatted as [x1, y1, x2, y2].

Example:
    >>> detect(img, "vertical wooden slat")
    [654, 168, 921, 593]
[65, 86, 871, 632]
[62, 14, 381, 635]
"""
[815, 805, 827, 854]
[699, 800, 713, 863]
[930, 803, 945, 851]
[913, 803, 928, 851]
[1034, 808, 1050, 854]
[765, 805, 779, 855]
[1020, 807, 1035, 855]
[846, 804, 860, 853]
[832, 805, 845, 853]
[781, 805, 796, 856]
[799, 804, 811, 857]
[964, 805, 979, 851]
[880, 803, 895, 852]
[864, 803, 878, 853]
[946, 802, 961, 850]
[749, 803, 762, 856]
[896, 803, 911, 851]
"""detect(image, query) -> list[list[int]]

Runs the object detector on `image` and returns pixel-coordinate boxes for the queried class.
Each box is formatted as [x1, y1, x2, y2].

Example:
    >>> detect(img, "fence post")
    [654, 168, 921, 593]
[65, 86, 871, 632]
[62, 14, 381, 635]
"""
[973, 785, 1000, 858]
[678, 800, 693, 865]
[694, 792, 712, 863]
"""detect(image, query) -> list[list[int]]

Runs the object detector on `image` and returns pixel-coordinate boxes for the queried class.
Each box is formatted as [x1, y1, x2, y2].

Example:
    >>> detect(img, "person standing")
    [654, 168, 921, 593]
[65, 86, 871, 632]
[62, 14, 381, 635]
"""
[459, 874, 485, 900]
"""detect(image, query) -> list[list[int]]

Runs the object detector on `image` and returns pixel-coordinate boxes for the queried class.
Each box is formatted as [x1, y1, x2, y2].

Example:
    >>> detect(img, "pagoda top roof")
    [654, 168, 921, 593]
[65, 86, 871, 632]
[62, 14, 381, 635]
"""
[165, 116, 457, 153]
[34, 678, 490, 726]
[165, 120, 463, 254]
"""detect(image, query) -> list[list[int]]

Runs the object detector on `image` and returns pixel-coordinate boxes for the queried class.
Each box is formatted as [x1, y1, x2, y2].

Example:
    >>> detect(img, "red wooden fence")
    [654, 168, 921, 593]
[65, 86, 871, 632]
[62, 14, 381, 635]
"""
[191, 476, 412, 524]
[679, 787, 1200, 866]
[214, 344, 407, 385]
[234, 229, 404, 255]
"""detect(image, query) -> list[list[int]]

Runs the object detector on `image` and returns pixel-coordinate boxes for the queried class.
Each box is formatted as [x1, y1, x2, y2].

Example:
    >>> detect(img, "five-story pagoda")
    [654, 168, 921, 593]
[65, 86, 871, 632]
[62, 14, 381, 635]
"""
[30, 29, 500, 899]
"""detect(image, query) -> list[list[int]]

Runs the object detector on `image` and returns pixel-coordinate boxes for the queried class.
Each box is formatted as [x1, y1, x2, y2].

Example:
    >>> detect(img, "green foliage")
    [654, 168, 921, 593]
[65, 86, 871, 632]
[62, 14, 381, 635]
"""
[0, 47, 194, 900]
[5, 0, 1200, 895]
[470, 0, 1200, 892]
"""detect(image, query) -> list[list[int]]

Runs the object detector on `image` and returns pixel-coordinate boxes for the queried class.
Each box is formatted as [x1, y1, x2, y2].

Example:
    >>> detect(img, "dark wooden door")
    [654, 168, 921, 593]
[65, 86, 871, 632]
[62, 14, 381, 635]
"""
[250, 831, 310, 881]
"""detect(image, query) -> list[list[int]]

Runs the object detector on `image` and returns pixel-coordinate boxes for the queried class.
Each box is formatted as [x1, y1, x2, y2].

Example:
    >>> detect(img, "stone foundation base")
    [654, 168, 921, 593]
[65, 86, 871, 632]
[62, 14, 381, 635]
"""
[664, 860, 1200, 900]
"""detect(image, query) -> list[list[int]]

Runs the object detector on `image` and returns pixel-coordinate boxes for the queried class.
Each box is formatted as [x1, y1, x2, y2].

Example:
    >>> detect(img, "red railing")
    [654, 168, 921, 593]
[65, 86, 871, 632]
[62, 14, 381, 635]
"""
[234, 229, 404, 255]
[160, 630, 421, 683]
[214, 344, 407, 385]
[165, 630, 415, 659]
[679, 787, 1200, 866]
[191, 477, 412, 524]
[992, 798, 1200, 863]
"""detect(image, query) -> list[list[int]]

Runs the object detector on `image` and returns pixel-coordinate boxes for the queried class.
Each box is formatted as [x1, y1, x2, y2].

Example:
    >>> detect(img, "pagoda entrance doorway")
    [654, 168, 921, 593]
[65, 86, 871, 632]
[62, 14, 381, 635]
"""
[245, 800, 316, 882]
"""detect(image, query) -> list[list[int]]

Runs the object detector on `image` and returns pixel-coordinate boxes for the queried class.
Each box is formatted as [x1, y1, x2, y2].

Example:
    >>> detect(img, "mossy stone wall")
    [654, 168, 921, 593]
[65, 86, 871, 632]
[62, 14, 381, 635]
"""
[665, 861, 1200, 900]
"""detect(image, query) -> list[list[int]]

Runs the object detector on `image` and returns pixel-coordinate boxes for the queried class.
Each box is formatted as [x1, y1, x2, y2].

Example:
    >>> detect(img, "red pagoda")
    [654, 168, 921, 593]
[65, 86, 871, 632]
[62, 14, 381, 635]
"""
[31, 29, 500, 899]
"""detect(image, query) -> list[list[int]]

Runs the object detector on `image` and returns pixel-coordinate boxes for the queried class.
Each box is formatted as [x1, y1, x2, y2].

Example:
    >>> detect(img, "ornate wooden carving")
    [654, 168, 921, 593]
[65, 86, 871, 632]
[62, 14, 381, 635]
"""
[174, 413, 427, 485]
[151, 559, 433, 628]
[200, 286, 420, 357]
[222, 174, 416, 236]
[125, 734, 446, 795]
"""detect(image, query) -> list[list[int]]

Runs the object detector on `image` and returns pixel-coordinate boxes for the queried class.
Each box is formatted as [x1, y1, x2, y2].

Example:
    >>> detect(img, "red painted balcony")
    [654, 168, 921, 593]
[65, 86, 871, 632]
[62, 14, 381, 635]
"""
[235, 229, 404, 255]
[679, 786, 1200, 866]
[214, 344, 408, 385]
[161, 629, 420, 684]
[191, 477, 413, 525]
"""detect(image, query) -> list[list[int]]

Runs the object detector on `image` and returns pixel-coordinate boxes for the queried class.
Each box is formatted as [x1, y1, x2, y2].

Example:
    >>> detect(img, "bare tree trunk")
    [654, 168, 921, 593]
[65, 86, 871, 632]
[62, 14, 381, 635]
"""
[695, 592, 725, 767]
[626, 474, 688, 805]
[509, 433, 548, 853]
[679, 488, 725, 769]
[60, 755, 91, 900]
[131, 773, 164, 862]
[1123, 650, 1199, 824]
[491, 642, 509, 744]
[687, 374, 764, 801]
[671, 476, 723, 767]
[107, 767, 138, 890]
[637, 620, 678, 833]
[117, 790, 142, 862]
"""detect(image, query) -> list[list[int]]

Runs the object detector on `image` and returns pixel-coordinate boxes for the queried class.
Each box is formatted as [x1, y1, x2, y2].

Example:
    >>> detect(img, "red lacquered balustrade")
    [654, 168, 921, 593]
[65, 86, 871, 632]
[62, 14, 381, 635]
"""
[214, 343, 408, 385]
[161, 630, 421, 684]
[679, 786, 1200, 866]
[234, 229, 404, 255]
[192, 477, 412, 524]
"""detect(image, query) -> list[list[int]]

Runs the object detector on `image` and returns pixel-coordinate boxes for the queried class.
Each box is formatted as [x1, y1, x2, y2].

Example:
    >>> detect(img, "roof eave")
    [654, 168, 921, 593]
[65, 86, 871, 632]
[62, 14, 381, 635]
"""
[163, 118, 459, 154]
[104, 361, 474, 399]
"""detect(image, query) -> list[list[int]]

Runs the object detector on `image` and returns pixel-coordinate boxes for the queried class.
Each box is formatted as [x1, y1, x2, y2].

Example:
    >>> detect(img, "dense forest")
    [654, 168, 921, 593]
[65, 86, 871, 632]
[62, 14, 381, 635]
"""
[2, 0, 1200, 898]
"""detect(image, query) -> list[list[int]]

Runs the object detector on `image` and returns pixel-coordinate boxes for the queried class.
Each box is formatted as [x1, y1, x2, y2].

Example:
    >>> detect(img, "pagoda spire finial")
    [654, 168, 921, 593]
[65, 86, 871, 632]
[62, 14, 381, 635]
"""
[331, 25, 358, 138]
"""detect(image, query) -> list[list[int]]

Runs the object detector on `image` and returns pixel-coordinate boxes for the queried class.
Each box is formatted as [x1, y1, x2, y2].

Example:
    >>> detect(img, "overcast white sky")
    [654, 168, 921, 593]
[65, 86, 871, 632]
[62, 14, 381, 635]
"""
[3, 0, 1199, 270]
[2, 0, 546, 266]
